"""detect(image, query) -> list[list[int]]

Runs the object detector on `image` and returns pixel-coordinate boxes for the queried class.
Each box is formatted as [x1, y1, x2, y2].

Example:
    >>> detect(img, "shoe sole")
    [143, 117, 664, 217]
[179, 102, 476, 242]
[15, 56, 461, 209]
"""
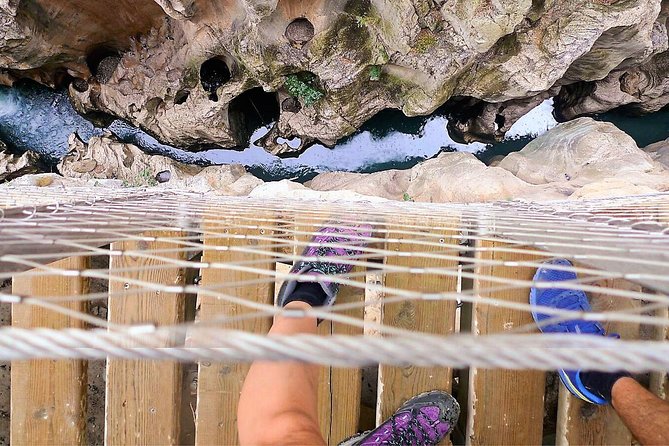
[530, 262, 607, 406]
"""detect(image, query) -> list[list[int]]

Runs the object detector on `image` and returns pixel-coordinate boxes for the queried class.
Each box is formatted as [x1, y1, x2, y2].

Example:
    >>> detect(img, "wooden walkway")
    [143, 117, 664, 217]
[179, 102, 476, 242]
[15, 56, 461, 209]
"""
[4, 225, 668, 446]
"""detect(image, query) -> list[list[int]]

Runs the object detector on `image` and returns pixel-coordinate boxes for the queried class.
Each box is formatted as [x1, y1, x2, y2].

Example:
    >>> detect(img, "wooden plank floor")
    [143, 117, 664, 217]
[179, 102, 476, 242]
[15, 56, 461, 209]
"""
[377, 218, 459, 443]
[6, 218, 668, 445]
[467, 241, 546, 446]
[194, 217, 276, 445]
[327, 266, 365, 444]
[294, 216, 365, 445]
[11, 257, 89, 446]
[106, 232, 188, 446]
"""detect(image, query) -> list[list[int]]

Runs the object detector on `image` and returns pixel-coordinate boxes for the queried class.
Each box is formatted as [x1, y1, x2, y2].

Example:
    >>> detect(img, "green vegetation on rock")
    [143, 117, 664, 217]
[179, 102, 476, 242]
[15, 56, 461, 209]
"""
[284, 73, 324, 106]
[356, 14, 379, 28]
[369, 65, 382, 81]
[122, 167, 158, 187]
[413, 32, 437, 54]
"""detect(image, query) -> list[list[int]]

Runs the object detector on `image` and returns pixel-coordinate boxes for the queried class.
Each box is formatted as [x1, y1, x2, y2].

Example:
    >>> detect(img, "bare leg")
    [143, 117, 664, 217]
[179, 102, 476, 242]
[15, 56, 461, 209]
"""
[611, 377, 669, 445]
[238, 301, 325, 446]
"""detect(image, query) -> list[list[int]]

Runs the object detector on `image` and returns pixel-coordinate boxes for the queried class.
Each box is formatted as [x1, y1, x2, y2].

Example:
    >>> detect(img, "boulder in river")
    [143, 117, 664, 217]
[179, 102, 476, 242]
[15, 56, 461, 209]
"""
[0, 149, 40, 183]
[498, 118, 664, 187]
[644, 138, 669, 168]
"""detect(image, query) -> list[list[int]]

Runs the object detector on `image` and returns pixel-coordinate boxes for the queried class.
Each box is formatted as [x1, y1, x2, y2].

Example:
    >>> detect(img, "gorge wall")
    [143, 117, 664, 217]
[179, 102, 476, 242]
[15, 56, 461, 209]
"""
[1, 0, 668, 156]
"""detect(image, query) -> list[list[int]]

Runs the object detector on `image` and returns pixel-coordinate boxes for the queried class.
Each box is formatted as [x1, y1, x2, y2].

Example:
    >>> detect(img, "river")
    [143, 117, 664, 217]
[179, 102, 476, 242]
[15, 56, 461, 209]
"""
[1, 80, 668, 182]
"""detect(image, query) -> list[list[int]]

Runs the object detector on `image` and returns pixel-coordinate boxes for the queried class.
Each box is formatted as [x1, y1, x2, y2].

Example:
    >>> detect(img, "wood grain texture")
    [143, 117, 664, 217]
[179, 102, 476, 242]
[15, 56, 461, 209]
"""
[467, 241, 545, 446]
[378, 219, 458, 434]
[556, 277, 641, 445]
[650, 308, 669, 401]
[11, 256, 89, 446]
[650, 306, 669, 400]
[326, 266, 364, 444]
[106, 232, 187, 446]
[194, 220, 276, 446]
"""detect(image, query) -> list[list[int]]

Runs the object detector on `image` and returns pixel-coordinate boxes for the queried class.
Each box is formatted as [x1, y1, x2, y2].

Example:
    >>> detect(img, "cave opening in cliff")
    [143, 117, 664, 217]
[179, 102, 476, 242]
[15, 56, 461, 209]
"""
[200, 58, 232, 102]
[554, 81, 597, 121]
[443, 96, 488, 144]
[86, 46, 121, 83]
[228, 87, 280, 146]
[285, 18, 315, 46]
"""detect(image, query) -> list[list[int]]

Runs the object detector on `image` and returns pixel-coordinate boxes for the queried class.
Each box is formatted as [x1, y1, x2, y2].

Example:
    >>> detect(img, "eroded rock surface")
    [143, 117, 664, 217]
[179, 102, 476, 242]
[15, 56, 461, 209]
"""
[498, 118, 663, 186]
[58, 134, 262, 194]
[644, 138, 669, 167]
[308, 118, 669, 202]
[0, 148, 40, 182]
[0, 0, 668, 153]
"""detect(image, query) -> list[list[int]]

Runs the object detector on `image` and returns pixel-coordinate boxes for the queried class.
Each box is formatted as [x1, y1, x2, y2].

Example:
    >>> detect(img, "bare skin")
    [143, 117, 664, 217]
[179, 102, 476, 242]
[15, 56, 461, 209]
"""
[237, 301, 326, 446]
[238, 303, 669, 445]
[611, 377, 669, 445]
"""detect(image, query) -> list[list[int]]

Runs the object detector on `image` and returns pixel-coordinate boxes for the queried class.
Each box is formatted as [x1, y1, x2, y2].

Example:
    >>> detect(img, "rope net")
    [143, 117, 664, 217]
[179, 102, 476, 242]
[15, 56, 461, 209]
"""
[0, 186, 668, 372]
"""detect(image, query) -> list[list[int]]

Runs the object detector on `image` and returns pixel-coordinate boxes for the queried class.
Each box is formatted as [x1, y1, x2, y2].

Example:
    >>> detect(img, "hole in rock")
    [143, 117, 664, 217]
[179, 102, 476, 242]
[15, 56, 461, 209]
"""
[71, 78, 90, 93]
[281, 96, 302, 113]
[174, 89, 190, 105]
[200, 58, 232, 102]
[443, 96, 487, 144]
[554, 81, 596, 120]
[494, 113, 506, 129]
[285, 18, 315, 46]
[86, 46, 121, 84]
[228, 87, 280, 145]
[53, 69, 74, 89]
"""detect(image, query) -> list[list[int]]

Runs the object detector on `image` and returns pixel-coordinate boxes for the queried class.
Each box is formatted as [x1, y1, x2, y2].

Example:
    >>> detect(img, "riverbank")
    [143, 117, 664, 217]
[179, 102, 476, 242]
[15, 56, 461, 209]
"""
[4, 117, 668, 203]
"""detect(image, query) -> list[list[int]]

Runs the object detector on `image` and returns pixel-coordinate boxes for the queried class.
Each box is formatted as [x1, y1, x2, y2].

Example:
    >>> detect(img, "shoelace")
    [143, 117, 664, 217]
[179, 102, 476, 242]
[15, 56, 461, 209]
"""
[387, 409, 437, 446]
[552, 290, 606, 335]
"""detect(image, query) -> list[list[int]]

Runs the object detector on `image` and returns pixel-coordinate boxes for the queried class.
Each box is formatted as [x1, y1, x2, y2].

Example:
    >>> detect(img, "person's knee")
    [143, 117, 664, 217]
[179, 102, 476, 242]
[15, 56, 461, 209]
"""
[239, 408, 324, 446]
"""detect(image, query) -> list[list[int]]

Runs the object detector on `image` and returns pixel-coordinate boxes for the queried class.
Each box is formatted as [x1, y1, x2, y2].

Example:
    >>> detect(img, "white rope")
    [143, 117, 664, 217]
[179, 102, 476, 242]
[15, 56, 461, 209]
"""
[1, 190, 668, 371]
[1, 327, 669, 372]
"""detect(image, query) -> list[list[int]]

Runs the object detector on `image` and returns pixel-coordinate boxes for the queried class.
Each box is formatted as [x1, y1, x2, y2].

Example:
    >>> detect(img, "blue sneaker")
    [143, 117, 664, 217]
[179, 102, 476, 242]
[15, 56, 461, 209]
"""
[530, 259, 609, 405]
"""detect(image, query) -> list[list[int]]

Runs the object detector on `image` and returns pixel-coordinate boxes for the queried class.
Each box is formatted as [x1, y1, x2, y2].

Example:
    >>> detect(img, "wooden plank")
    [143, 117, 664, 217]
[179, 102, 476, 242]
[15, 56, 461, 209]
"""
[377, 218, 459, 432]
[666, 322, 669, 402]
[106, 232, 188, 446]
[555, 277, 641, 445]
[649, 305, 669, 400]
[327, 266, 364, 444]
[11, 256, 89, 446]
[194, 219, 276, 446]
[467, 241, 545, 445]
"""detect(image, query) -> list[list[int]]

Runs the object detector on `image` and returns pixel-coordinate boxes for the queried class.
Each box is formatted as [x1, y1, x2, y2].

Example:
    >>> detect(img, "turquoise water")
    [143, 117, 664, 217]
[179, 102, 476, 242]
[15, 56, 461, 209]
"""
[597, 108, 669, 147]
[0, 80, 667, 182]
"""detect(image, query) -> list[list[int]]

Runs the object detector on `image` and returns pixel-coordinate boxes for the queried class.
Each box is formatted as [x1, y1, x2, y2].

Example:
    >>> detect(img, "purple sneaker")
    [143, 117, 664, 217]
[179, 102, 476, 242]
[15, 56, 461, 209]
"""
[340, 391, 459, 446]
[277, 223, 373, 307]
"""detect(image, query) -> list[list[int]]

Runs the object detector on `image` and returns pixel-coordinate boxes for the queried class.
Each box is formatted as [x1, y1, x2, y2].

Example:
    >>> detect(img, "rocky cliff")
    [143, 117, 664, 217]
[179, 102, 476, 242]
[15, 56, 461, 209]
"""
[1, 0, 668, 155]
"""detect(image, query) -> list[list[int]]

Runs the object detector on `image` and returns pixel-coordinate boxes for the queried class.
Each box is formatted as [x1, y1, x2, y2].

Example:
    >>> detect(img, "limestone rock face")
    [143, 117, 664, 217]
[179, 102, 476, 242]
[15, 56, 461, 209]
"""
[58, 134, 262, 194]
[498, 118, 662, 186]
[556, 51, 669, 119]
[249, 179, 389, 202]
[308, 119, 669, 202]
[310, 152, 568, 203]
[644, 138, 669, 168]
[307, 170, 410, 200]
[1, 0, 668, 153]
[405, 152, 563, 203]
[0, 148, 40, 182]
